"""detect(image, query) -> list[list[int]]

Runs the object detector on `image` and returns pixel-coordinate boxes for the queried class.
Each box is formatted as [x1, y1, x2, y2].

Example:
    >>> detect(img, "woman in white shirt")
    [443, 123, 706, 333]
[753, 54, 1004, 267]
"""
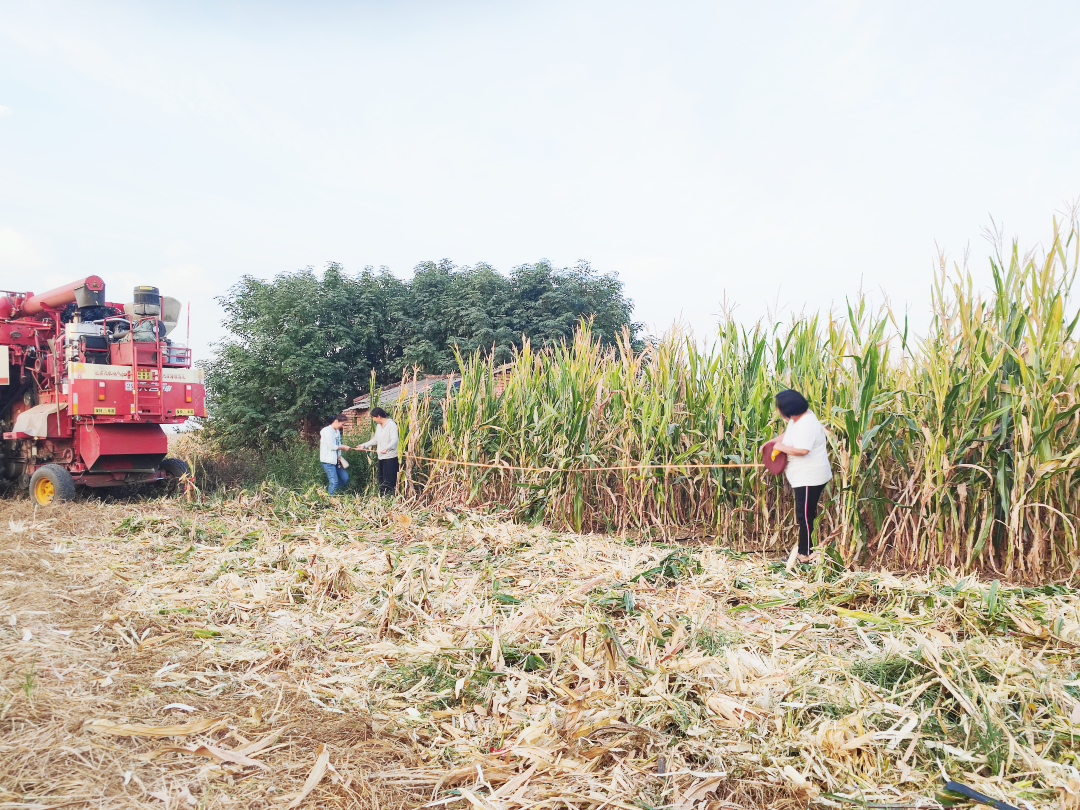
[359, 407, 399, 496]
[770, 389, 832, 562]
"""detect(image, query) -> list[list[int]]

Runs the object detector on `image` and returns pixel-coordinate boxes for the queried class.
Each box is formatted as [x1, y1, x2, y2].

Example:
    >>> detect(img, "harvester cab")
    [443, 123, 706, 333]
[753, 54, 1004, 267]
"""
[0, 276, 204, 505]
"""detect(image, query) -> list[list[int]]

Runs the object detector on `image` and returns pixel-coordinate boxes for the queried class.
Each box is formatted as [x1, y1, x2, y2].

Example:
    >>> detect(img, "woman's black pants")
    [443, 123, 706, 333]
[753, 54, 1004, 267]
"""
[377, 457, 399, 496]
[792, 484, 826, 555]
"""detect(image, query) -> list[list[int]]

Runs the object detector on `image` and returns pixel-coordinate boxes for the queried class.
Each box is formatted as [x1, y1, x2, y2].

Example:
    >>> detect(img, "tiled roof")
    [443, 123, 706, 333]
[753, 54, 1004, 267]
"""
[346, 363, 516, 411]
[347, 375, 458, 410]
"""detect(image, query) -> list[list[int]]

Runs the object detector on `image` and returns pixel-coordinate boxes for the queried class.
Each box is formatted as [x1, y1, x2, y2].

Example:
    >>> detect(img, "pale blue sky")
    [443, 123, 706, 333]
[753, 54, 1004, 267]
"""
[1, 1, 1078, 361]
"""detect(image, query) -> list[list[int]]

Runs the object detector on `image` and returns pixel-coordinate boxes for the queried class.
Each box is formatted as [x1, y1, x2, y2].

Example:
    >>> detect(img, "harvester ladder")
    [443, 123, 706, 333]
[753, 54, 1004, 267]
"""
[130, 318, 165, 420]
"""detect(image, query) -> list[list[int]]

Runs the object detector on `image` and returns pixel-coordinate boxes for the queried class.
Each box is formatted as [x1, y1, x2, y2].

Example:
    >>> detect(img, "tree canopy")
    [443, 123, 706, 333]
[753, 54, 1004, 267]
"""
[201, 259, 640, 448]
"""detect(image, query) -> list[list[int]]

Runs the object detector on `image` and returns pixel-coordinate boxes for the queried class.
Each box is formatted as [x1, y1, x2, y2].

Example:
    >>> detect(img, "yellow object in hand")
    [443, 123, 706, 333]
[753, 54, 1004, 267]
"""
[771, 448, 781, 461]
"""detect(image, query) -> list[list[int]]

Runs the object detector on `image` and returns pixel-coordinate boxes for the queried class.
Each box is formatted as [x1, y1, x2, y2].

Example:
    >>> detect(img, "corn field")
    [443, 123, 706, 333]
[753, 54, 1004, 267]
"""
[396, 218, 1080, 580]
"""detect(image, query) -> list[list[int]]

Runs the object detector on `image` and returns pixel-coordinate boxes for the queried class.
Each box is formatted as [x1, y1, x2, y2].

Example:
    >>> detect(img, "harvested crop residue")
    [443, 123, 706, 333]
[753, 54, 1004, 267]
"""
[2, 488, 1080, 809]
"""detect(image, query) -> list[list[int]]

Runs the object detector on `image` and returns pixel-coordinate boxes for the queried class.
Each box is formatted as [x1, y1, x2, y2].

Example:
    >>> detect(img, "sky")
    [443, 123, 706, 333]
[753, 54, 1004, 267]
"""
[1, 0, 1079, 362]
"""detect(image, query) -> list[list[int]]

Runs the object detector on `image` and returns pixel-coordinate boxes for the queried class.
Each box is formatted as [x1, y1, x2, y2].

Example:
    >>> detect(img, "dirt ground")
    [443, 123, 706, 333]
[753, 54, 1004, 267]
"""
[3, 488, 1079, 810]
[0, 494, 416, 809]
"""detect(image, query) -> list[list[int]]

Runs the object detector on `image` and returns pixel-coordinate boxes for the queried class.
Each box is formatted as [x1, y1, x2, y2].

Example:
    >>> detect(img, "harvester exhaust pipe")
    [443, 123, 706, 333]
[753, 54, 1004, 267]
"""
[19, 276, 105, 316]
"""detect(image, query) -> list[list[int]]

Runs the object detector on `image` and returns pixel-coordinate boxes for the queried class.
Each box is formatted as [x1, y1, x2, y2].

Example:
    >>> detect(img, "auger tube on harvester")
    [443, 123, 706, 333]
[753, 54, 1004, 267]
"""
[0, 277, 204, 505]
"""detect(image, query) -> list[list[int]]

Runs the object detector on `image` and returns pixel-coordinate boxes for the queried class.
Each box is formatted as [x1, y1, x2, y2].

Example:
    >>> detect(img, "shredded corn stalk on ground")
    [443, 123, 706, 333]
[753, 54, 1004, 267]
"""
[3, 488, 1080, 809]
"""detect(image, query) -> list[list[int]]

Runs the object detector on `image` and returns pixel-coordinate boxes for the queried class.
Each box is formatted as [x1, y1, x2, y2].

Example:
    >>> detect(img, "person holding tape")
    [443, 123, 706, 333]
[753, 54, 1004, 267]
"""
[770, 389, 832, 562]
[359, 407, 399, 496]
[319, 413, 352, 496]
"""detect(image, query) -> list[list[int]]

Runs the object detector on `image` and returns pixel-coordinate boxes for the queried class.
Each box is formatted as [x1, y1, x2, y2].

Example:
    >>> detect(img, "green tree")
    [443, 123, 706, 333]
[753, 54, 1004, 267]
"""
[202, 263, 399, 447]
[508, 260, 635, 349]
[203, 259, 639, 449]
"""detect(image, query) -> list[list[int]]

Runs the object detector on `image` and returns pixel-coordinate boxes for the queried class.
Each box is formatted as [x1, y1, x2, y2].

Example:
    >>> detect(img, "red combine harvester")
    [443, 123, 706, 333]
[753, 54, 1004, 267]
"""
[0, 276, 205, 505]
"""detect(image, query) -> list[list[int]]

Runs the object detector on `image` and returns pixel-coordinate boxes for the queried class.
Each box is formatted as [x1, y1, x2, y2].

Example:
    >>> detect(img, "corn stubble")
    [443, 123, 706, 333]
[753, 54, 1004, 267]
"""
[402, 217, 1080, 579]
[11, 492, 1079, 809]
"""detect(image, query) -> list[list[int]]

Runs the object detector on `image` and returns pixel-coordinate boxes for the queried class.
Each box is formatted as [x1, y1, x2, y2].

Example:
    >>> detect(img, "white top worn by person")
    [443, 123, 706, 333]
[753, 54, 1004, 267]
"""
[360, 413, 399, 460]
[779, 409, 832, 488]
[319, 420, 349, 465]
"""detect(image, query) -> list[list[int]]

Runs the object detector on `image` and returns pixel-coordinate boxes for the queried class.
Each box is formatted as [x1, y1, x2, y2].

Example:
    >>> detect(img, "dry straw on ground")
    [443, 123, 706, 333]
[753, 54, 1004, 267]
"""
[3, 487, 1080, 809]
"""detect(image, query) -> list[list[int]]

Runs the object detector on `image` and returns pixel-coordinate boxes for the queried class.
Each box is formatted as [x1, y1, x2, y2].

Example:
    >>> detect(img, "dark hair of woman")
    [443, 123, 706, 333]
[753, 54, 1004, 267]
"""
[370, 407, 389, 419]
[775, 389, 809, 418]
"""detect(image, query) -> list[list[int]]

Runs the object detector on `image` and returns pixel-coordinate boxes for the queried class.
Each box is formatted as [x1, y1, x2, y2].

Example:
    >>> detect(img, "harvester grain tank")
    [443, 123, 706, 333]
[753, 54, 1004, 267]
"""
[0, 276, 205, 505]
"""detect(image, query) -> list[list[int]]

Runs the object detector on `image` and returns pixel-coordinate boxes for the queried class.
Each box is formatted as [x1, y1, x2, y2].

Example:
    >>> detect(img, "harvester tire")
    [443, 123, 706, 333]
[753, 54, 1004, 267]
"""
[159, 458, 190, 481]
[29, 465, 76, 506]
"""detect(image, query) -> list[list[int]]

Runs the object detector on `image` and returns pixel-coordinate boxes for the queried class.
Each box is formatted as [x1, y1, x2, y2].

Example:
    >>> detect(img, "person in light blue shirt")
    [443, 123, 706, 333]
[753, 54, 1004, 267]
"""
[319, 414, 352, 495]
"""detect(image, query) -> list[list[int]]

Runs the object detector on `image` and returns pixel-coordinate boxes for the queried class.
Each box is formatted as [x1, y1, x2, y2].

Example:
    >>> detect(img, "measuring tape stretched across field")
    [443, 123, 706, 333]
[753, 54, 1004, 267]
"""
[402, 453, 763, 473]
[355, 438, 786, 476]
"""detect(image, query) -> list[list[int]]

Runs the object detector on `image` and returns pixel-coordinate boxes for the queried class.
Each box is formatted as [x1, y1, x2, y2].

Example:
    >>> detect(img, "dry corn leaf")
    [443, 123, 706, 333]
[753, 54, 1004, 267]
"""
[138, 742, 270, 770]
[84, 717, 227, 738]
[675, 776, 725, 810]
[287, 743, 330, 809]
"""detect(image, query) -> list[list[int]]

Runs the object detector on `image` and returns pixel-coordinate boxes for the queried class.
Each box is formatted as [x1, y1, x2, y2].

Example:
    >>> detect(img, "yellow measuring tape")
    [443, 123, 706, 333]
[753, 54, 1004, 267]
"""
[358, 449, 764, 474]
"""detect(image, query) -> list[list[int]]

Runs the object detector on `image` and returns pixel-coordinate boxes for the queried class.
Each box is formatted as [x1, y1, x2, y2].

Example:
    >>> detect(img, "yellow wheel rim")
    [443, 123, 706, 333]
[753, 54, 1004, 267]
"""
[34, 477, 54, 505]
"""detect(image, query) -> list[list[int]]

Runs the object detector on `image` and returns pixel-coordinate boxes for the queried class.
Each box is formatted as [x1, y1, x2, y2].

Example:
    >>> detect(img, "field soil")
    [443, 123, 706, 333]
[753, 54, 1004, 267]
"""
[0, 495, 414, 809]
[1, 488, 1079, 809]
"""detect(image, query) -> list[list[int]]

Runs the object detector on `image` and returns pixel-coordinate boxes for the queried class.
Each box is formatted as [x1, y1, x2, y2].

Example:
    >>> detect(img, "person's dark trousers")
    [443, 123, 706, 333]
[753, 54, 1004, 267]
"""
[377, 457, 399, 496]
[322, 462, 348, 496]
[792, 484, 826, 556]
